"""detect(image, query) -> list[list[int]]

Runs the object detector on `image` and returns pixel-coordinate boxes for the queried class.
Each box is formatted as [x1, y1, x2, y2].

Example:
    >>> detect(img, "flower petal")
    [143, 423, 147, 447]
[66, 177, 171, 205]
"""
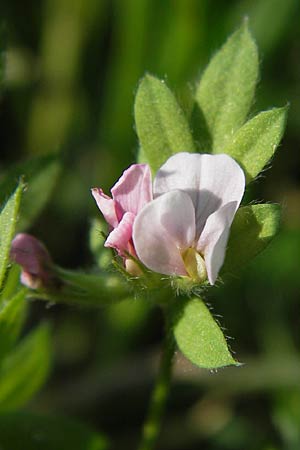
[105, 211, 135, 255]
[91, 188, 118, 228]
[197, 202, 237, 285]
[154, 153, 245, 238]
[133, 190, 196, 276]
[10, 233, 52, 275]
[111, 164, 153, 218]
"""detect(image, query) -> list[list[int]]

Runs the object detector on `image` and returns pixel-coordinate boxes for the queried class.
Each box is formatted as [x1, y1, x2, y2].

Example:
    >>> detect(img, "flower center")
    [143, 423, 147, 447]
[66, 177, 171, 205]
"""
[181, 248, 207, 283]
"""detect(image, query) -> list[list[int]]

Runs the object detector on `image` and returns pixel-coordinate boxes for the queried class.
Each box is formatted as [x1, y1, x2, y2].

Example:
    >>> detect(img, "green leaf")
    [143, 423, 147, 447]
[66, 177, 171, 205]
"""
[135, 74, 196, 173]
[0, 289, 27, 360]
[0, 155, 61, 230]
[173, 298, 237, 369]
[0, 412, 108, 450]
[0, 324, 52, 411]
[0, 264, 22, 304]
[222, 107, 288, 183]
[196, 22, 258, 152]
[0, 183, 23, 290]
[222, 204, 281, 276]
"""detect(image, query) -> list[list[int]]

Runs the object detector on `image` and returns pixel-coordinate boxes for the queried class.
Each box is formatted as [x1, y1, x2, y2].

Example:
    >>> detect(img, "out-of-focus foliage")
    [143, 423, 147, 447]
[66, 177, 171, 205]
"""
[0, 412, 108, 450]
[1, 0, 300, 448]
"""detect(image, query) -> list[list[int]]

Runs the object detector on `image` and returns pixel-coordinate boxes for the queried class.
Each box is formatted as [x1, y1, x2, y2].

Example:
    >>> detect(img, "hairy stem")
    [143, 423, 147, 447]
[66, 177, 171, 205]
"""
[137, 311, 175, 450]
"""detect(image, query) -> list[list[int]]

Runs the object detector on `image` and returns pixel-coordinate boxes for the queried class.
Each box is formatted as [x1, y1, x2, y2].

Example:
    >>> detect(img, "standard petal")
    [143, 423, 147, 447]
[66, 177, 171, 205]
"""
[197, 202, 237, 285]
[105, 211, 135, 255]
[111, 164, 153, 218]
[133, 190, 196, 276]
[154, 152, 245, 238]
[91, 188, 118, 228]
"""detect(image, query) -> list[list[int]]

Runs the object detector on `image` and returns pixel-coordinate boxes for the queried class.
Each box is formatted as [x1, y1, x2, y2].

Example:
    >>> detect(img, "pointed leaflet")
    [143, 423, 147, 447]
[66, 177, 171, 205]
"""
[0, 324, 52, 411]
[135, 74, 195, 173]
[0, 412, 108, 450]
[196, 22, 258, 152]
[0, 182, 23, 290]
[222, 204, 281, 276]
[0, 289, 27, 361]
[222, 107, 288, 183]
[173, 298, 238, 369]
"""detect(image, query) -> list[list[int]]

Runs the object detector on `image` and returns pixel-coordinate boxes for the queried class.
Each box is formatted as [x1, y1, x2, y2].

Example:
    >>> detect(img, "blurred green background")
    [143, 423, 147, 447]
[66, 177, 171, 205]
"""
[1, 0, 300, 449]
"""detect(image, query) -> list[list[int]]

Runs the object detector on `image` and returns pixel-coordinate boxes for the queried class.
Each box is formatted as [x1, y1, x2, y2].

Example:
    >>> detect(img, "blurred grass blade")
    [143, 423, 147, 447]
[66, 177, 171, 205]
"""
[248, 0, 298, 55]
[0, 324, 52, 411]
[223, 107, 288, 183]
[0, 155, 61, 230]
[89, 218, 111, 270]
[135, 74, 195, 173]
[99, 0, 150, 163]
[0, 411, 109, 450]
[173, 297, 238, 369]
[0, 289, 27, 361]
[222, 204, 281, 276]
[196, 21, 258, 152]
[0, 182, 23, 290]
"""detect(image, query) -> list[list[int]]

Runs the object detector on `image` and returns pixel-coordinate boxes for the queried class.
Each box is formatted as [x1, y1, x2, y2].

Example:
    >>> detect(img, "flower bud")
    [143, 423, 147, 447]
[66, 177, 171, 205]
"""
[10, 233, 54, 289]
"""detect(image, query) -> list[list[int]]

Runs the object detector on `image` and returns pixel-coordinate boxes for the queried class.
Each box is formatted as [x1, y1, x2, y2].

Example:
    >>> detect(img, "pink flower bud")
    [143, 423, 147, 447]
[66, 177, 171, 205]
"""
[10, 233, 54, 289]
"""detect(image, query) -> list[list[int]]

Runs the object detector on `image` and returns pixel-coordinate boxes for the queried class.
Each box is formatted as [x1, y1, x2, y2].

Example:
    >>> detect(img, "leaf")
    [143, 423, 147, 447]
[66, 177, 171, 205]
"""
[0, 411, 108, 450]
[222, 204, 281, 276]
[223, 107, 288, 183]
[0, 264, 22, 304]
[0, 155, 61, 230]
[173, 297, 237, 369]
[196, 21, 258, 152]
[0, 324, 52, 411]
[0, 289, 27, 361]
[0, 182, 23, 290]
[135, 74, 196, 173]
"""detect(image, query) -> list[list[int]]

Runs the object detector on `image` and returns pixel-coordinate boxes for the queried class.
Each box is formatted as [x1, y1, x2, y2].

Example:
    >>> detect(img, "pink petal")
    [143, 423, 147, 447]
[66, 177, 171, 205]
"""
[10, 233, 53, 289]
[154, 153, 245, 238]
[91, 188, 118, 228]
[133, 190, 195, 276]
[10, 233, 51, 275]
[111, 164, 152, 218]
[105, 211, 135, 255]
[197, 202, 237, 285]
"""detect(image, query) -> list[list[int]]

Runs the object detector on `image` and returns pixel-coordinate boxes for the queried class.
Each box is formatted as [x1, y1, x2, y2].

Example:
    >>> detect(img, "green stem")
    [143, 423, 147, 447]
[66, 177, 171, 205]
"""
[137, 311, 175, 450]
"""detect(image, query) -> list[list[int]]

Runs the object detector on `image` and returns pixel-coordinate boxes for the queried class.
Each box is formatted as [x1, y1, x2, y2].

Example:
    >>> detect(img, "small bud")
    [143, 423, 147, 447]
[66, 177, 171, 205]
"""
[10, 233, 54, 289]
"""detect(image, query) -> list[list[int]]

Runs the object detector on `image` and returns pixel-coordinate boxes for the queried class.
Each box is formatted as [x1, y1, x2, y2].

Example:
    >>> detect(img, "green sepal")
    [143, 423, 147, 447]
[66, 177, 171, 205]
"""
[196, 21, 258, 152]
[173, 297, 238, 369]
[0, 324, 52, 411]
[135, 74, 195, 173]
[222, 204, 281, 276]
[222, 107, 288, 183]
[0, 412, 109, 450]
[0, 182, 23, 290]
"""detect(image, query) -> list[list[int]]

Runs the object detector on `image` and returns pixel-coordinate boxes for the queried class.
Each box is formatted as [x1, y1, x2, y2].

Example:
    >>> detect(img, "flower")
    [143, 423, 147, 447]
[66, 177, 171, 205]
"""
[132, 153, 245, 285]
[10, 233, 54, 289]
[91, 164, 152, 272]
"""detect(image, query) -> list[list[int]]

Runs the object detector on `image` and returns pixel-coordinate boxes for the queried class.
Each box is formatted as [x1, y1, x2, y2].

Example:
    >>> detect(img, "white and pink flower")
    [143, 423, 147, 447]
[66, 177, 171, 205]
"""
[92, 152, 245, 285]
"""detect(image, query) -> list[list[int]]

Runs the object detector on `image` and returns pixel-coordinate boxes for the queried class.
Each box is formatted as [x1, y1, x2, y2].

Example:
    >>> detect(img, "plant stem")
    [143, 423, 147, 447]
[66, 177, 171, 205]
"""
[137, 312, 175, 450]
